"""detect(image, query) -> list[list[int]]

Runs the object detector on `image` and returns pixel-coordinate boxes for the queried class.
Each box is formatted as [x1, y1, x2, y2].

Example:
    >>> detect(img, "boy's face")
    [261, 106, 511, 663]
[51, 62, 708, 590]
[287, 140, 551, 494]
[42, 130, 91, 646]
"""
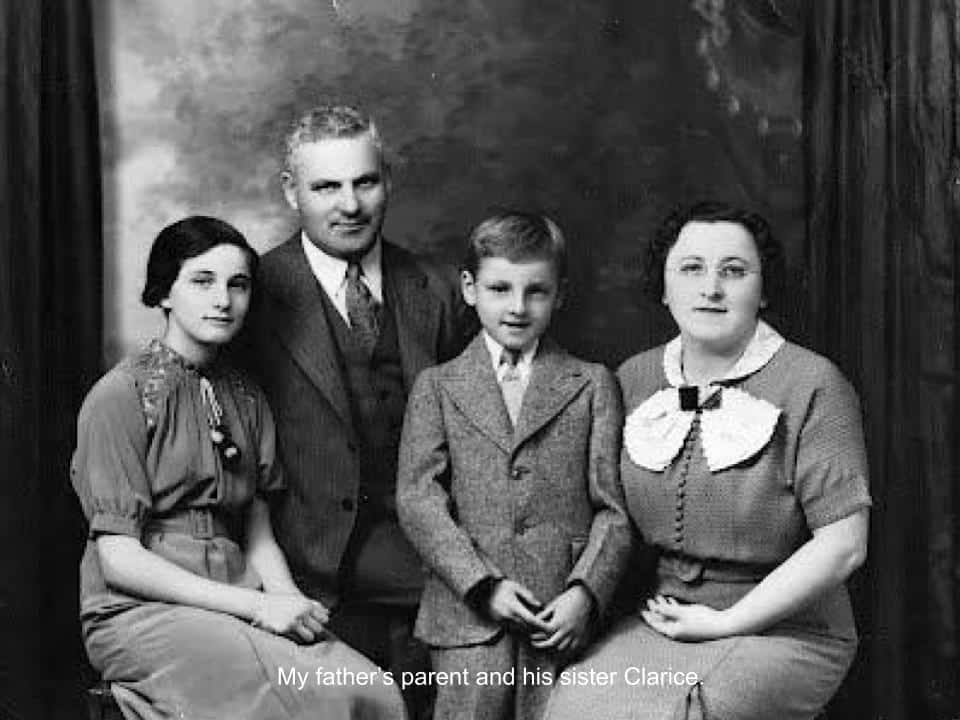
[461, 256, 562, 353]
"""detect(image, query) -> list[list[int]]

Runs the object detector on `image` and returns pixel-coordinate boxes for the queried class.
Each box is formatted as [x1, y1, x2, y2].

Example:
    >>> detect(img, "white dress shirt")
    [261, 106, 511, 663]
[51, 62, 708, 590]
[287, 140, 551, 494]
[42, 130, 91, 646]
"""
[300, 232, 383, 326]
[482, 332, 538, 387]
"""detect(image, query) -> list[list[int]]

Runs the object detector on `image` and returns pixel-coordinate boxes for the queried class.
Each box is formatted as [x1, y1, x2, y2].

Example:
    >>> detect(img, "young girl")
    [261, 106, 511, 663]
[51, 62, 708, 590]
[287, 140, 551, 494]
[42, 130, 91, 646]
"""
[73, 216, 406, 719]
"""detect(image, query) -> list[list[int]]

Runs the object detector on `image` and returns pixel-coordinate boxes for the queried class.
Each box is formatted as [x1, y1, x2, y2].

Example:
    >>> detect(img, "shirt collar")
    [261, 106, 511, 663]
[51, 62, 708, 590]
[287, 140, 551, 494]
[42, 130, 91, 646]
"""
[300, 232, 383, 302]
[482, 331, 538, 375]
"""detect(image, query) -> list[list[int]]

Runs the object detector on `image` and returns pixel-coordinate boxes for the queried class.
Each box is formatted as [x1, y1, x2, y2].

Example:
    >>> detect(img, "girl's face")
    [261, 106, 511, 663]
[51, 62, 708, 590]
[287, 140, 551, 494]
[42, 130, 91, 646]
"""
[662, 220, 765, 355]
[161, 244, 252, 363]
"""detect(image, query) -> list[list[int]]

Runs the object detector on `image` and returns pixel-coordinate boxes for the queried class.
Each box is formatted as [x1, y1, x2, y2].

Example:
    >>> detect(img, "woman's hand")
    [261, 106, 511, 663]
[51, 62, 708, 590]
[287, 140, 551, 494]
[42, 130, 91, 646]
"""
[251, 592, 329, 644]
[640, 595, 731, 642]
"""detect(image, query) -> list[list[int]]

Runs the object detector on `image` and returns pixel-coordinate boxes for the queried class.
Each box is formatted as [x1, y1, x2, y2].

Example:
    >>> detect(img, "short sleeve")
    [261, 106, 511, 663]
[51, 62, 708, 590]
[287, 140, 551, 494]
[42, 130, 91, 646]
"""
[793, 365, 872, 529]
[253, 386, 284, 496]
[70, 368, 153, 537]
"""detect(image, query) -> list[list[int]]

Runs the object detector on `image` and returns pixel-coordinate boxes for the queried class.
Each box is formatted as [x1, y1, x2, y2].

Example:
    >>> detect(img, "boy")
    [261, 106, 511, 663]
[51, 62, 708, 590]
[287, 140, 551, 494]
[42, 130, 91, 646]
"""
[397, 212, 633, 720]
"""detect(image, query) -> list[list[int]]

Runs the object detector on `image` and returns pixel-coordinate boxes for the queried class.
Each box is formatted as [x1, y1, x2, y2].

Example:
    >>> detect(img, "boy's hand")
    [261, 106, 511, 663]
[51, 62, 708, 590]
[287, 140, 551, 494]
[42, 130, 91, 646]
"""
[529, 584, 594, 655]
[487, 579, 551, 634]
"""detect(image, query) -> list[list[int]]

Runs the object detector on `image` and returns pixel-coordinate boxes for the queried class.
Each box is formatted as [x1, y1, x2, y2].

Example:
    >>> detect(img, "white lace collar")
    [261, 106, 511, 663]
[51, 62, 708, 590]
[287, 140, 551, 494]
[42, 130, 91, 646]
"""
[624, 321, 784, 473]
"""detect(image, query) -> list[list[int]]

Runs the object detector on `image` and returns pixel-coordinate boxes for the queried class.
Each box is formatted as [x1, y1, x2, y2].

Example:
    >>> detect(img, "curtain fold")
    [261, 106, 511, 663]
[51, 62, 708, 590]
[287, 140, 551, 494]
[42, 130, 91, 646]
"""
[805, 2, 960, 717]
[0, 2, 42, 718]
[0, 1, 102, 717]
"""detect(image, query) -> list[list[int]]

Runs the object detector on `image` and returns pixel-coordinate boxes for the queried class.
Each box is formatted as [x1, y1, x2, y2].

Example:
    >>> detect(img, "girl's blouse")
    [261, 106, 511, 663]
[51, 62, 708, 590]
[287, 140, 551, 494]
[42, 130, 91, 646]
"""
[71, 339, 283, 619]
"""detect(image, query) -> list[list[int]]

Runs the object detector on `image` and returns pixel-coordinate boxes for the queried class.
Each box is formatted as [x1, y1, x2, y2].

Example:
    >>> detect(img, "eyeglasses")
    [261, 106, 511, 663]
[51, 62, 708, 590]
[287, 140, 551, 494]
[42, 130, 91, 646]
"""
[666, 261, 760, 281]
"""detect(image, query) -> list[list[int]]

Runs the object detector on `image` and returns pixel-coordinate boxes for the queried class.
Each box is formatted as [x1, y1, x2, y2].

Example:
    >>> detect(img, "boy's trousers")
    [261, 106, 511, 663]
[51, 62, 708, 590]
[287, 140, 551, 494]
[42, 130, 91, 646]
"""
[430, 631, 558, 720]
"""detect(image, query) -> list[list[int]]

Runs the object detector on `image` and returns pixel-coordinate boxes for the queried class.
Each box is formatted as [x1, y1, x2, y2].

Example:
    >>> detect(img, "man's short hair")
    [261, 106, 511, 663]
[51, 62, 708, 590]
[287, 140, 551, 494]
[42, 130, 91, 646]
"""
[462, 211, 568, 282]
[283, 104, 384, 171]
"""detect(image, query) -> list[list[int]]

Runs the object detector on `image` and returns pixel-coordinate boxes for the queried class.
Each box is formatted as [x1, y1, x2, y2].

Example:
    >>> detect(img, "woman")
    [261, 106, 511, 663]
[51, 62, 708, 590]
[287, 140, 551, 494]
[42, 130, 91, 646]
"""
[72, 216, 406, 720]
[545, 202, 870, 720]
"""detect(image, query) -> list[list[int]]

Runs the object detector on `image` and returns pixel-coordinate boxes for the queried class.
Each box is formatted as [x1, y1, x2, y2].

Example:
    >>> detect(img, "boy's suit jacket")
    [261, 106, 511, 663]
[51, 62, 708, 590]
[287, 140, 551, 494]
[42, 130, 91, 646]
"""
[397, 333, 633, 648]
[243, 234, 467, 605]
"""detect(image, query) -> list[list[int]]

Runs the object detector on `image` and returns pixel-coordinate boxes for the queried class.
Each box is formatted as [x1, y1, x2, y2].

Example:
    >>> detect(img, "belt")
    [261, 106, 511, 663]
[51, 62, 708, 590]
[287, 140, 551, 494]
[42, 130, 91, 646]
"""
[143, 508, 234, 540]
[657, 550, 776, 584]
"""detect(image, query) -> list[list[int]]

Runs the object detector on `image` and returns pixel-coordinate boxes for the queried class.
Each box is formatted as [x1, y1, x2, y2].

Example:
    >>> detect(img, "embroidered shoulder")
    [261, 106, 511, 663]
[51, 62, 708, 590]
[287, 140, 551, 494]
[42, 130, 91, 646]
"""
[125, 341, 186, 431]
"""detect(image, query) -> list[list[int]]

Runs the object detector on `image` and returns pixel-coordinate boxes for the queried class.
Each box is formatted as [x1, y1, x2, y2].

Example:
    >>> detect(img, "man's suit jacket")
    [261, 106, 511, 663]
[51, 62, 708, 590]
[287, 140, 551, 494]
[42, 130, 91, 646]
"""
[245, 234, 467, 606]
[397, 334, 633, 648]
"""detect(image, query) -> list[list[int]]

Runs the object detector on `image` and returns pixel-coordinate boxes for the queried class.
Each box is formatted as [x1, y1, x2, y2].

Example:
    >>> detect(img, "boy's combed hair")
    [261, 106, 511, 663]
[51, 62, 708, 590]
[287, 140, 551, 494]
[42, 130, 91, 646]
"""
[462, 211, 568, 280]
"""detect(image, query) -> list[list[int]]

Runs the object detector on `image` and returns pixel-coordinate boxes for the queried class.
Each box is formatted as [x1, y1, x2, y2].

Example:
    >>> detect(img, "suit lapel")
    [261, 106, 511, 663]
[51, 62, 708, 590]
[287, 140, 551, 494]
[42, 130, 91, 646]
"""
[264, 236, 353, 429]
[513, 338, 589, 446]
[438, 336, 514, 453]
[383, 244, 442, 392]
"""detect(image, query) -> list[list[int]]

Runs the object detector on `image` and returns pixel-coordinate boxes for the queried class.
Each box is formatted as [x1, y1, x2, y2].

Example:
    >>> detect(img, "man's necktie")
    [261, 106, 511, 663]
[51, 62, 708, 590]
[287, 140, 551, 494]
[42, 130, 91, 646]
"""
[345, 262, 380, 354]
[500, 349, 524, 426]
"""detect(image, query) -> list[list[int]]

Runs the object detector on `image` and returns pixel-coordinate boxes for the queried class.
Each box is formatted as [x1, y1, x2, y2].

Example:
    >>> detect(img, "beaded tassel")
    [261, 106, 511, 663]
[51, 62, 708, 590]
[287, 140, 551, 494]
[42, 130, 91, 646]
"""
[199, 376, 241, 468]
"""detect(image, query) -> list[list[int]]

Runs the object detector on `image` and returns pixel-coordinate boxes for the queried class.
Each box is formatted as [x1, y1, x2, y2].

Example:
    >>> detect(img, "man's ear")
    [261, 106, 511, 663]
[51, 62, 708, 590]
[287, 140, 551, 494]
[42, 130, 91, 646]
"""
[159, 297, 172, 310]
[460, 270, 477, 307]
[280, 170, 299, 211]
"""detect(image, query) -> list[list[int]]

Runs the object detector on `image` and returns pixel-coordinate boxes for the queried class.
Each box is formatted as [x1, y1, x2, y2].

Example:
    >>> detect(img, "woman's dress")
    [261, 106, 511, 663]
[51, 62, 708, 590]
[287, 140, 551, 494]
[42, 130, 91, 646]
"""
[545, 323, 871, 720]
[72, 340, 406, 720]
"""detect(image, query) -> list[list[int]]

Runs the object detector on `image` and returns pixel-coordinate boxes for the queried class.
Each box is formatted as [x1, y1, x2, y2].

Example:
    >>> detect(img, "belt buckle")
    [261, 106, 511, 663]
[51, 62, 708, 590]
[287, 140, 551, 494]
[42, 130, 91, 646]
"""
[191, 509, 214, 540]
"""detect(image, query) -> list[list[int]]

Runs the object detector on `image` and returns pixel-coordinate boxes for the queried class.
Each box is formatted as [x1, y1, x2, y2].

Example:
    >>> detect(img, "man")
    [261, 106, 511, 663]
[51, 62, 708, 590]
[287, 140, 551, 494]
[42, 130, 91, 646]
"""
[244, 104, 469, 713]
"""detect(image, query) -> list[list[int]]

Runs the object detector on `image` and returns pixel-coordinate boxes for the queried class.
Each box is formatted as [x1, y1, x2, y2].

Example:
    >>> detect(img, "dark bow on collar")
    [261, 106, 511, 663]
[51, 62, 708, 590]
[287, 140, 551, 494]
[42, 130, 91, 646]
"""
[678, 385, 723, 411]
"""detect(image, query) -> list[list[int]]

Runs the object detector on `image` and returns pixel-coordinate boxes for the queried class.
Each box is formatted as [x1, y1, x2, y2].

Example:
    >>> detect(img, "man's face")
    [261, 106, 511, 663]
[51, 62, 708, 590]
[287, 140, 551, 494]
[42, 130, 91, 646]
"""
[281, 133, 389, 260]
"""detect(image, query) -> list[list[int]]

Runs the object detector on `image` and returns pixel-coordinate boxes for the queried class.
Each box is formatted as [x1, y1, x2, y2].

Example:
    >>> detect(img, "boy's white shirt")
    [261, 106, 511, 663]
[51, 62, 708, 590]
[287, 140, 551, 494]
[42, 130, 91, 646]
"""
[481, 331, 538, 387]
[300, 232, 383, 325]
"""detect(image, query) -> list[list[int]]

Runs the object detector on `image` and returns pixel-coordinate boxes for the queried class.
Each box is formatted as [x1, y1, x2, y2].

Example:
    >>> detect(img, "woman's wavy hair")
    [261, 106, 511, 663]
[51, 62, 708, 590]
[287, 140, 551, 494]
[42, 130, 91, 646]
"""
[643, 201, 784, 311]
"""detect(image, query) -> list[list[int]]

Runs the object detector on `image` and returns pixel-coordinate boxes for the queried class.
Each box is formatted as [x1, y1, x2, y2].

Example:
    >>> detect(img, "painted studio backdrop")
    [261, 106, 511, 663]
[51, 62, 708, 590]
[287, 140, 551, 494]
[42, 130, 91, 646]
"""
[2, 1, 958, 718]
[96, 0, 805, 366]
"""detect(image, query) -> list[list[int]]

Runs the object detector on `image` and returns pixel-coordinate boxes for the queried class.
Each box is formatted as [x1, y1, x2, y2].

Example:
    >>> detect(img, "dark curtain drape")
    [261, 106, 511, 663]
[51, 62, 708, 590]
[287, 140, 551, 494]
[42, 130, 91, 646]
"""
[0, 1, 102, 718]
[806, 2, 960, 718]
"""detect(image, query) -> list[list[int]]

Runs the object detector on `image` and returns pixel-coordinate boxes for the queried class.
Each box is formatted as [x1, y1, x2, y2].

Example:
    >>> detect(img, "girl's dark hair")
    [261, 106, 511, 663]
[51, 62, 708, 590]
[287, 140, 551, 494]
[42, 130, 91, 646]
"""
[141, 216, 258, 308]
[643, 201, 784, 310]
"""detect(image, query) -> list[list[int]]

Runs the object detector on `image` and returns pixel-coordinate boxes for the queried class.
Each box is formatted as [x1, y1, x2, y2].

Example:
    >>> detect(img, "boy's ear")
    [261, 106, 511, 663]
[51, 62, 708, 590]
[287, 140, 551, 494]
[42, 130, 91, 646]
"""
[460, 270, 477, 307]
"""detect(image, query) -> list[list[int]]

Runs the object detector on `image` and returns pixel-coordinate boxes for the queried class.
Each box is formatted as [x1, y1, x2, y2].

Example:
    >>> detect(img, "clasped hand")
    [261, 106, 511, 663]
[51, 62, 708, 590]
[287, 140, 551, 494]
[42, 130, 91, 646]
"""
[487, 580, 593, 655]
[251, 592, 329, 644]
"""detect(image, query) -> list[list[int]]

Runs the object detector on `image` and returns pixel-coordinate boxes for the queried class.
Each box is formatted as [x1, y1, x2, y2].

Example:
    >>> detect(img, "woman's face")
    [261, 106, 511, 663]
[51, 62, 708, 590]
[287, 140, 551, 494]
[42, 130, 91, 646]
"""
[161, 244, 252, 362]
[662, 220, 765, 354]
